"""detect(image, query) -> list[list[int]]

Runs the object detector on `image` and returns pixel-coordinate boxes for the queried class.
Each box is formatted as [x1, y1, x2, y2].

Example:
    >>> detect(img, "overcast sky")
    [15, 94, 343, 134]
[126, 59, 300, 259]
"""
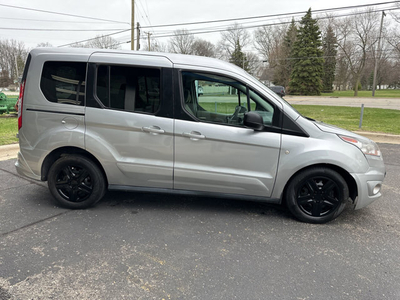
[0, 0, 397, 51]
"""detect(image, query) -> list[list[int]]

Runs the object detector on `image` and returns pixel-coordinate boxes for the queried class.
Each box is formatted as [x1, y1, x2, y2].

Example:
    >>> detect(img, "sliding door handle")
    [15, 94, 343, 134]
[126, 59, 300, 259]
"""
[182, 131, 206, 140]
[142, 126, 165, 134]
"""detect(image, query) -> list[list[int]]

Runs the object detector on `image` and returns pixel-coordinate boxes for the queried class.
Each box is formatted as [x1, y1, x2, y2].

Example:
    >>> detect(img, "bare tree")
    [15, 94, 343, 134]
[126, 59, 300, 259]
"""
[245, 52, 261, 76]
[70, 42, 87, 48]
[142, 38, 167, 52]
[191, 39, 215, 57]
[85, 35, 120, 49]
[254, 24, 287, 62]
[168, 29, 195, 54]
[387, 60, 400, 88]
[36, 42, 53, 47]
[256, 19, 296, 88]
[218, 23, 251, 60]
[0, 39, 28, 84]
[389, 2, 400, 24]
[334, 9, 380, 95]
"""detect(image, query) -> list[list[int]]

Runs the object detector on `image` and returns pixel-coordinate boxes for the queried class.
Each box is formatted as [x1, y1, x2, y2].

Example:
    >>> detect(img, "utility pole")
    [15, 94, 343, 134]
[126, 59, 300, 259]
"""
[15, 55, 19, 81]
[372, 11, 385, 96]
[147, 32, 152, 51]
[136, 22, 140, 50]
[131, 0, 134, 50]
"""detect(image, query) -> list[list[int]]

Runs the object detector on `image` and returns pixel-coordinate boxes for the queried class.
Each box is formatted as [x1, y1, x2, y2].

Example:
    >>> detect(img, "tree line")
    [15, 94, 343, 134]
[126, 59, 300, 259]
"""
[1, 7, 400, 95]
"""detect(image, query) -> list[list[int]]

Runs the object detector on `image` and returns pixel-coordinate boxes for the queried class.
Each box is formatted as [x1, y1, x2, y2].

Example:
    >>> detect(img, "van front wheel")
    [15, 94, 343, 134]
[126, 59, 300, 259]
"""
[48, 155, 106, 209]
[285, 168, 349, 224]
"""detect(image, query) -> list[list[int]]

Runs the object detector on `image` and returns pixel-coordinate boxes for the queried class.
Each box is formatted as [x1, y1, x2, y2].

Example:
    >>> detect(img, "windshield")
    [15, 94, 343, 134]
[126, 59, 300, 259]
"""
[242, 71, 303, 120]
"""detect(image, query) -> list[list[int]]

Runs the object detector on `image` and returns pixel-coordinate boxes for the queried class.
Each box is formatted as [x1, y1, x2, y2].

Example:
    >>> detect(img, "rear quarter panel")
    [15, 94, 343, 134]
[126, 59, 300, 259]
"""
[19, 51, 89, 177]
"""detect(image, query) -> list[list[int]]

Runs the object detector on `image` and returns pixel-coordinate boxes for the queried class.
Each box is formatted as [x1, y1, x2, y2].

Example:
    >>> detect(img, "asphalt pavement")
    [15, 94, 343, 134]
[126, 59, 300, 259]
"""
[0, 144, 399, 299]
[285, 95, 400, 110]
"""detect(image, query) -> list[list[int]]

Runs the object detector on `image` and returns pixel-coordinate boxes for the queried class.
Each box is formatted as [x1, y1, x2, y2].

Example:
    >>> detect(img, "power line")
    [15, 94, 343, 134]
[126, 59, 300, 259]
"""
[0, 16, 119, 24]
[113, 5, 399, 46]
[136, 0, 153, 27]
[0, 28, 129, 32]
[53, 1, 399, 48]
[58, 29, 131, 47]
[0, 3, 130, 25]
[139, 1, 400, 29]
[137, 7, 400, 40]
[3, 6, 396, 35]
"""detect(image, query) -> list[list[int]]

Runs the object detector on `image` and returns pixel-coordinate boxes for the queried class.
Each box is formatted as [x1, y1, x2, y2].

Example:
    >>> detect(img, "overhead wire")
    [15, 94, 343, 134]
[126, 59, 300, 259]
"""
[120, 7, 400, 41]
[112, 4, 400, 54]
[138, 1, 400, 29]
[112, 3, 399, 46]
[0, 27, 129, 31]
[0, 17, 122, 24]
[58, 29, 131, 47]
[0, 3, 129, 24]
[0, 1, 397, 35]
[6, 1, 393, 48]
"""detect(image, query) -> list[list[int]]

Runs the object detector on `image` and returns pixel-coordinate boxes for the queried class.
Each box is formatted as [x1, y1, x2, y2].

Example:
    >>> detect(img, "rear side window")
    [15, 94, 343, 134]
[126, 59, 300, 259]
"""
[40, 61, 86, 105]
[95, 65, 160, 114]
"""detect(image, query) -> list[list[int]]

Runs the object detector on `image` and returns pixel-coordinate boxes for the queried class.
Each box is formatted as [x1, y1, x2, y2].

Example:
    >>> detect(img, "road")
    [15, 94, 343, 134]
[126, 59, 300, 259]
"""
[0, 144, 399, 299]
[285, 95, 400, 110]
[197, 93, 400, 111]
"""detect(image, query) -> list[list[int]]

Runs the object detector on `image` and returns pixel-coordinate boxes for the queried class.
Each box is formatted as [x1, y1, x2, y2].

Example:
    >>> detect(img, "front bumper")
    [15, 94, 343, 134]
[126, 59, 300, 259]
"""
[352, 167, 386, 210]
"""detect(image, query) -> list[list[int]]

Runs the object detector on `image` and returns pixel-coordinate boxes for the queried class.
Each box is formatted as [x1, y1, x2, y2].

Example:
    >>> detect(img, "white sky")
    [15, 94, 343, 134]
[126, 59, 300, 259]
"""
[0, 0, 397, 51]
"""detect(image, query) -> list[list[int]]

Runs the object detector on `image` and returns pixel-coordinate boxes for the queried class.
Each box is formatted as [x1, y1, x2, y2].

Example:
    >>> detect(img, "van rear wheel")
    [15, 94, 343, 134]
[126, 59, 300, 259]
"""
[48, 155, 106, 209]
[285, 168, 349, 224]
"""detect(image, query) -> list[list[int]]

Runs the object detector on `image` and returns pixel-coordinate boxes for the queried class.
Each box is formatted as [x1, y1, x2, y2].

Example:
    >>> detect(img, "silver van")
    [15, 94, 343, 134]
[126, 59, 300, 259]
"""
[15, 48, 385, 223]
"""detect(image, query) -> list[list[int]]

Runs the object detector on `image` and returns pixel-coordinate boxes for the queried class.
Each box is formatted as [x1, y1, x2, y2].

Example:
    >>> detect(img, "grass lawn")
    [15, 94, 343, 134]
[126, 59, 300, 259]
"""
[0, 116, 18, 145]
[322, 89, 400, 98]
[292, 105, 400, 135]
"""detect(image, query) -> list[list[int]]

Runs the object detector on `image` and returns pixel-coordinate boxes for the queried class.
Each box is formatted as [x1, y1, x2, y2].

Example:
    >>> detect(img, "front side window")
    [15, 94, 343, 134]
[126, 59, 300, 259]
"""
[181, 71, 274, 126]
[95, 65, 160, 114]
[40, 61, 86, 105]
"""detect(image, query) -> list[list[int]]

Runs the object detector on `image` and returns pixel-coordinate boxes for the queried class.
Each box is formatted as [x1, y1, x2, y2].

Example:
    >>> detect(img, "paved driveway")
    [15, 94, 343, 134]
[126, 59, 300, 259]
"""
[285, 95, 400, 110]
[1, 144, 399, 299]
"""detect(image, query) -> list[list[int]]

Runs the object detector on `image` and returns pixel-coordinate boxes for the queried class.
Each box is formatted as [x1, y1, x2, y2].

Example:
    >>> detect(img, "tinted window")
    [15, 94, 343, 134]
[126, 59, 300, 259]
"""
[40, 61, 86, 105]
[96, 65, 160, 114]
[182, 71, 274, 126]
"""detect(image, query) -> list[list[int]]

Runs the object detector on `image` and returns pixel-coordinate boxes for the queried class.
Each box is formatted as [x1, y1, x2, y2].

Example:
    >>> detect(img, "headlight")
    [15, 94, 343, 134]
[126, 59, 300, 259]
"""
[339, 135, 381, 157]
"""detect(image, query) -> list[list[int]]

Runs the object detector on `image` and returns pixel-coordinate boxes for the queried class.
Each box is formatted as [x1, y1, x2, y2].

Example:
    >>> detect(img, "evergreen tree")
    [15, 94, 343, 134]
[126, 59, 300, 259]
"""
[274, 18, 297, 88]
[229, 39, 249, 71]
[289, 9, 324, 95]
[322, 25, 337, 92]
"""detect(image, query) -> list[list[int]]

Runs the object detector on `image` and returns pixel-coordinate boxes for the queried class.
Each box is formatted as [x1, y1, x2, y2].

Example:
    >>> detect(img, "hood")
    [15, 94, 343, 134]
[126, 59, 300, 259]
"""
[313, 121, 368, 140]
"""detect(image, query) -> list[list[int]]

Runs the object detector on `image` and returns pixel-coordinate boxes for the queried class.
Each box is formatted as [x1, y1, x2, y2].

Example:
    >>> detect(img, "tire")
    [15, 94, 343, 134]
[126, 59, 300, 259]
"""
[47, 155, 106, 209]
[285, 167, 349, 224]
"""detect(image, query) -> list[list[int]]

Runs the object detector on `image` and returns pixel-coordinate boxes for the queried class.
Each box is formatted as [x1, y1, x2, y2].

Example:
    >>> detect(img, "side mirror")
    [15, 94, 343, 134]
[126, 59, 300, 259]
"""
[243, 111, 264, 131]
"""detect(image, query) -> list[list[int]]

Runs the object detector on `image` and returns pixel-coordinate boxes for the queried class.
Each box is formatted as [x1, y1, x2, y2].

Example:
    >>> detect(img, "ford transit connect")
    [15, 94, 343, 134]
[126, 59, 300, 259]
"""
[15, 48, 385, 223]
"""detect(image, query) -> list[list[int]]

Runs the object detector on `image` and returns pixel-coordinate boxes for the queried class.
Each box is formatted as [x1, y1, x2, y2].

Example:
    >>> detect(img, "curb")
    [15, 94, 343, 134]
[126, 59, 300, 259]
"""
[354, 131, 400, 144]
[0, 143, 19, 161]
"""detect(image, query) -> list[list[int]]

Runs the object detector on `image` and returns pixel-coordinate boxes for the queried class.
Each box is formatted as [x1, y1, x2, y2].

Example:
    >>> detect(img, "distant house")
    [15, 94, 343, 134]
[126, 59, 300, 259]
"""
[258, 68, 273, 87]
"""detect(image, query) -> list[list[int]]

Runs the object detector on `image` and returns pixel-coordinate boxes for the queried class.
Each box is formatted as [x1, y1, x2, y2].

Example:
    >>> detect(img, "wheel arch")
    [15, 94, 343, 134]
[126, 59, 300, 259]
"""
[281, 163, 357, 204]
[41, 146, 108, 185]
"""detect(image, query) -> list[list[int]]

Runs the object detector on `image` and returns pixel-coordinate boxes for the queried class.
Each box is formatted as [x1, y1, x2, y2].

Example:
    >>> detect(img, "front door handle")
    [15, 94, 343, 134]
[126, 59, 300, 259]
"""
[142, 126, 165, 134]
[182, 131, 206, 140]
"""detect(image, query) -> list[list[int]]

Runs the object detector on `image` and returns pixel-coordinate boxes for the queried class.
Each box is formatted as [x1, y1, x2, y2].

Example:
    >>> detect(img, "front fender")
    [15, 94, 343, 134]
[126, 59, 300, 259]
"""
[271, 134, 369, 199]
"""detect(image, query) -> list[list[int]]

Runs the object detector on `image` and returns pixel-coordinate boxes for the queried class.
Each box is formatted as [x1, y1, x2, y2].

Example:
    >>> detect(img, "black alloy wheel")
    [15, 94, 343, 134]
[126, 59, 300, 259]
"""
[55, 165, 92, 202]
[48, 155, 106, 209]
[297, 176, 341, 217]
[286, 168, 349, 223]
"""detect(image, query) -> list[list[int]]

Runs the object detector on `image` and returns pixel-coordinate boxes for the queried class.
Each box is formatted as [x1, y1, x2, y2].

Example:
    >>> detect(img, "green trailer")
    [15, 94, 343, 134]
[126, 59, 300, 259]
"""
[0, 93, 18, 114]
